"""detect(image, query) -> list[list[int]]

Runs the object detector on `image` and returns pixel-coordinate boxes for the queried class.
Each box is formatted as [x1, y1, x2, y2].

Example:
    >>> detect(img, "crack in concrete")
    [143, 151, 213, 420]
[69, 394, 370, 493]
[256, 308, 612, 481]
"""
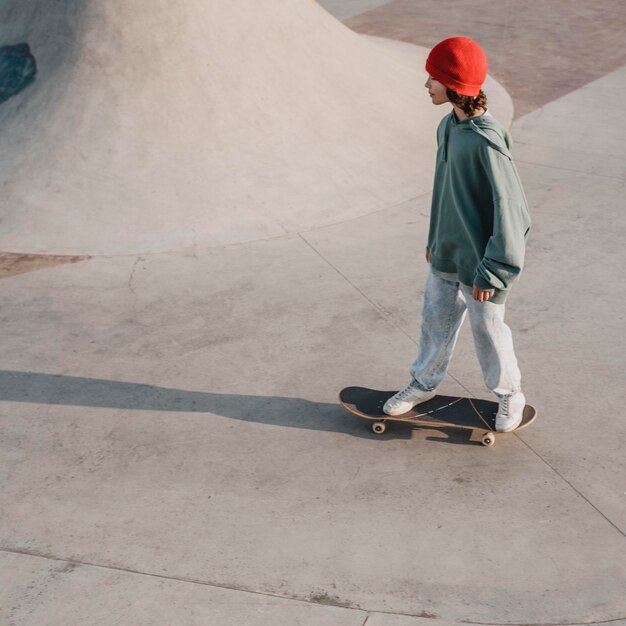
[127, 256, 145, 296]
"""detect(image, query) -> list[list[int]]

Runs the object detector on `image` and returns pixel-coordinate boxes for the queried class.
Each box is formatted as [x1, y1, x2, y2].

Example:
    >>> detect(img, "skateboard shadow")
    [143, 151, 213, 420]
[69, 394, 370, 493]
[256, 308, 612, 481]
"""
[0, 370, 414, 439]
[424, 429, 483, 446]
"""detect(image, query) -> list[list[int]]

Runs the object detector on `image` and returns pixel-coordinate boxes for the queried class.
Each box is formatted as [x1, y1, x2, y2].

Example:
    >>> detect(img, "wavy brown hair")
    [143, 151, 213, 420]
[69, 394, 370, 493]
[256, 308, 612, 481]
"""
[446, 88, 488, 117]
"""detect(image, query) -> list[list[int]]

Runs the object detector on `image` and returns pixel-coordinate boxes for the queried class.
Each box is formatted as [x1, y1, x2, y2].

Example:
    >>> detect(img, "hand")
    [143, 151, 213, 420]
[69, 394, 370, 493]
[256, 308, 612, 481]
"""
[472, 285, 494, 302]
[425, 247, 430, 264]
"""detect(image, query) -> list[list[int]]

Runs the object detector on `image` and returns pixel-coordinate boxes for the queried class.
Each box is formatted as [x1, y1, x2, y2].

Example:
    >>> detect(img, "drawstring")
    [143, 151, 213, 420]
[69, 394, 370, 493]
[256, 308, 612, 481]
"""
[499, 395, 510, 416]
[441, 115, 451, 162]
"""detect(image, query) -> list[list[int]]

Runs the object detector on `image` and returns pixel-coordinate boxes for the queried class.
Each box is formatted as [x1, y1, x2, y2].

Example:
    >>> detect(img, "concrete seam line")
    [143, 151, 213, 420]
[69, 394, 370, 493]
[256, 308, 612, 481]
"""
[299, 192, 432, 236]
[513, 158, 625, 182]
[296, 233, 407, 333]
[464, 617, 626, 626]
[516, 437, 626, 540]
[48, 194, 431, 258]
[0, 546, 443, 620]
[0, 545, 367, 614]
[296, 232, 474, 397]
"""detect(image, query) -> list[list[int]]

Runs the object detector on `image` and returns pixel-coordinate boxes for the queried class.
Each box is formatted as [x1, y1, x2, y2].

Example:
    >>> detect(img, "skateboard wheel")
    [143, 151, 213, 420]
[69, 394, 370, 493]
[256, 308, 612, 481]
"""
[481, 433, 496, 447]
[372, 421, 386, 435]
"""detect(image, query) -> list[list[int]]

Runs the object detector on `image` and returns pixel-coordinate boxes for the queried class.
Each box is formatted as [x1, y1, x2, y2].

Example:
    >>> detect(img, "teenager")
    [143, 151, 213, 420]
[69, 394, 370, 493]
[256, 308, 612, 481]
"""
[383, 37, 531, 432]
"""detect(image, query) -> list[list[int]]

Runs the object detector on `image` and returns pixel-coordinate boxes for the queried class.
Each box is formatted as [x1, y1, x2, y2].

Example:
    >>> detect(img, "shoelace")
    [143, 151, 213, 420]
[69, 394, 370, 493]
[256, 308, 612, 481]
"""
[499, 395, 510, 417]
[396, 383, 419, 401]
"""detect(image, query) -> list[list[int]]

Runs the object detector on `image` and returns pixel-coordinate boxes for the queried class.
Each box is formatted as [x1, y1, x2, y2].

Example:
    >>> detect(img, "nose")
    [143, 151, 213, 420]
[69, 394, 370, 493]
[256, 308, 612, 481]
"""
[424, 78, 431, 89]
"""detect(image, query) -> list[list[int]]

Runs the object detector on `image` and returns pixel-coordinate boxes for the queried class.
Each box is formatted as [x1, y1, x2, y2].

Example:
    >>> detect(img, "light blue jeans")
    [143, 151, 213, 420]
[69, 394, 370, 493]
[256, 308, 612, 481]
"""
[410, 270, 521, 396]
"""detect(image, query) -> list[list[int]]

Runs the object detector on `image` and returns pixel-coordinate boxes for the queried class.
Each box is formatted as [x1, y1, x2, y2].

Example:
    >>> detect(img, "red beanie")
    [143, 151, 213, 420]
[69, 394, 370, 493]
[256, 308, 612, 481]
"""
[425, 37, 488, 97]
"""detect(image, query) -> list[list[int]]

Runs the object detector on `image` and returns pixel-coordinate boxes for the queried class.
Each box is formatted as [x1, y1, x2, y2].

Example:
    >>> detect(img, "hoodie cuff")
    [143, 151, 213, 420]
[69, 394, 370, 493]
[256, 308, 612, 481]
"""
[473, 275, 495, 292]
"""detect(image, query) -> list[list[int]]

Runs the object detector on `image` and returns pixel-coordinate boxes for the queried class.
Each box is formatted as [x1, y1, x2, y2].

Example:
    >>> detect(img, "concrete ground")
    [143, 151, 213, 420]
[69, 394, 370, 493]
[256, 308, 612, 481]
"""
[2, 2, 626, 625]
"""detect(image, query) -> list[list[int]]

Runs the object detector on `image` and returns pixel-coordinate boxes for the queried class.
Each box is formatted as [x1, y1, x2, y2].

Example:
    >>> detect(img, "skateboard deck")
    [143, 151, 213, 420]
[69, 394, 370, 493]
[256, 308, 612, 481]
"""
[339, 386, 537, 447]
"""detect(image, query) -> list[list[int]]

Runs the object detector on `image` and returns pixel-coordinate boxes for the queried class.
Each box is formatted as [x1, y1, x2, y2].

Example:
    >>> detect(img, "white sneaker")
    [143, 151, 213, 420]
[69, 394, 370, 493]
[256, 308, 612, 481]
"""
[495, 392, 526, 432]
[383, 380, 436, 416]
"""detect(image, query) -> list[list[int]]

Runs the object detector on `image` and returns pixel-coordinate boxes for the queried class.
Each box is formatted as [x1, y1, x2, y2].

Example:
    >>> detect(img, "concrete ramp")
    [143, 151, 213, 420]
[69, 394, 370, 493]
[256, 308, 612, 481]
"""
[0, 0, 509, 255]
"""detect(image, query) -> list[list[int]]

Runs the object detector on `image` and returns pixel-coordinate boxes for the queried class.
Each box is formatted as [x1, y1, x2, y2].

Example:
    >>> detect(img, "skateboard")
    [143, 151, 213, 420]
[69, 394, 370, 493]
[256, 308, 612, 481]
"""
[339, 386, 537, 447]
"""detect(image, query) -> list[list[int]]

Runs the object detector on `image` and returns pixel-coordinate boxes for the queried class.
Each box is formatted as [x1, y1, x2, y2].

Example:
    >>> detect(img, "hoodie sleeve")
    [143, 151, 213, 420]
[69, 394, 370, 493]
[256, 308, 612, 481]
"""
[474, 143, 531, 292]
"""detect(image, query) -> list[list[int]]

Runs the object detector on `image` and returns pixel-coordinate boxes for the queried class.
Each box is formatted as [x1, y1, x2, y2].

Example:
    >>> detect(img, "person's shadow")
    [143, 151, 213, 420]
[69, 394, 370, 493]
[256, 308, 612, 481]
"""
[0, 370, 392, 439]
[0, 371, 481, 443]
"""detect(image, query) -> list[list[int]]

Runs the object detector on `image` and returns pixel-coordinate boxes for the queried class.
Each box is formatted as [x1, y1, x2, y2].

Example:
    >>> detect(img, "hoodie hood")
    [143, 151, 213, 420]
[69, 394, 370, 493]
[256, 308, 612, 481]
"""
[439, 110, 513, 162]
[467, 113, 513, 159]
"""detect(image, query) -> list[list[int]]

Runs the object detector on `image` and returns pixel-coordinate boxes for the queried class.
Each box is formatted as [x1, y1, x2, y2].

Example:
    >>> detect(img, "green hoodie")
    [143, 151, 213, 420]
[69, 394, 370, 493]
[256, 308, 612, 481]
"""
[427, 111, 531, 304]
